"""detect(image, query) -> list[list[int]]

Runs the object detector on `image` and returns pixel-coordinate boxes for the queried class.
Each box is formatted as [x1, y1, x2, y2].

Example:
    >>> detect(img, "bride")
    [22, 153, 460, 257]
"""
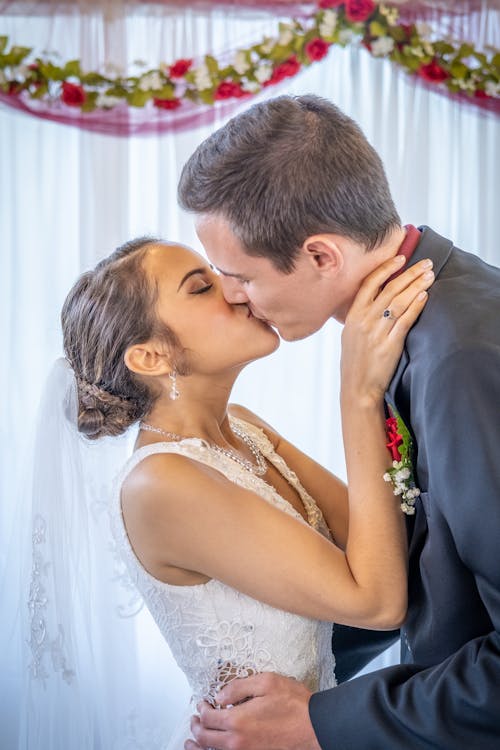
[36, 235, 430, 748]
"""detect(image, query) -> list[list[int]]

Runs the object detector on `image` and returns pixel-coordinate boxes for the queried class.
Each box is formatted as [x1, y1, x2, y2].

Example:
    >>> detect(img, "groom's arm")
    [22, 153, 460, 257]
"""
[331, 625, 399, 683]
[189, 343, 500, 750]
[311, 343, 500, 748]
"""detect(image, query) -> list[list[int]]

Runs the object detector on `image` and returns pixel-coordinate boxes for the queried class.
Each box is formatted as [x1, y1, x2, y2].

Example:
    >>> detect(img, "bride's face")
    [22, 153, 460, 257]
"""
[143, 243, 280, 374]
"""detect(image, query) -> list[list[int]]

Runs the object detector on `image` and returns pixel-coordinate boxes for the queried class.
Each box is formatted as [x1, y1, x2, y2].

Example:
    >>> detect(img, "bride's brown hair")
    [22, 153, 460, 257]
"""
[61, 237, 186, 439]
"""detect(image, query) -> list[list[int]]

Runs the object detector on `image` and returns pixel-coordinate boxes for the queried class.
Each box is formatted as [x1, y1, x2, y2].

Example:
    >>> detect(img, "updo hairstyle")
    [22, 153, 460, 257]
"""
[61, 237, 185, 439]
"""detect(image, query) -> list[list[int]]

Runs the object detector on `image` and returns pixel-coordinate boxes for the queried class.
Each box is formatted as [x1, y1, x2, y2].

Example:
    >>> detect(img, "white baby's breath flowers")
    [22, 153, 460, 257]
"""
[384, 459, 420, 515]
[371, 37, 395, 57]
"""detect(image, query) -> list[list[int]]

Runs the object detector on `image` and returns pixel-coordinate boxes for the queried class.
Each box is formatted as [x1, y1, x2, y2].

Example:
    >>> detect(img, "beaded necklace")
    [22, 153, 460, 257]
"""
[139, 421, 267, 476]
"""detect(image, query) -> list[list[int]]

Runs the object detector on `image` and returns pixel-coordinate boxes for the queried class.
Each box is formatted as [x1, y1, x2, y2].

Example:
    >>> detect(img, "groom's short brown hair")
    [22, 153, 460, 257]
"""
[178, 94, 400, 273]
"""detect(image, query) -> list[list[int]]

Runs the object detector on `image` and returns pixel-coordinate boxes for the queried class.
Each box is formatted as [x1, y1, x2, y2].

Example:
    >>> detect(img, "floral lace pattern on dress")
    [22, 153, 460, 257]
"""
[110, 417, 337, 707]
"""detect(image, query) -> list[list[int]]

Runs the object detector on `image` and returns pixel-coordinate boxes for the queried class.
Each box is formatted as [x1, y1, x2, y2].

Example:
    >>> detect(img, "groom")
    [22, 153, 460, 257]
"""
[178, 95, 500, 749]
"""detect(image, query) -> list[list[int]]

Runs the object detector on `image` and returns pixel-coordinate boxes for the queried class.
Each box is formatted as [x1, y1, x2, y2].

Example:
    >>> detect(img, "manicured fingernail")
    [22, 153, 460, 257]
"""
[394, 255, 406, 264]
[422, 259, 433, 268]
[423, 270, 434, 281]
[418, 290, 428, 300]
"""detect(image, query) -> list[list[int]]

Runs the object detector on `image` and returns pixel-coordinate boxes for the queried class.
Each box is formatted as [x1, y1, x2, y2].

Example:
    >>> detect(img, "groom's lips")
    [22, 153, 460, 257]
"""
[248, 306, 269, 324]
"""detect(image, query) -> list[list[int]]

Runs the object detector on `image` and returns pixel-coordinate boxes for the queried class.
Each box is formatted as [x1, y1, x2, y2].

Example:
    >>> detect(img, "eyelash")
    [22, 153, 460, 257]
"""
[191, 283, 213, 295]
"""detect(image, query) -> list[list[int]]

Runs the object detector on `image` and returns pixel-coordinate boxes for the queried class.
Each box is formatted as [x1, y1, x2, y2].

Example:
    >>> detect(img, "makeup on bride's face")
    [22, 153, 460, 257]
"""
[143, 243, 280, 372]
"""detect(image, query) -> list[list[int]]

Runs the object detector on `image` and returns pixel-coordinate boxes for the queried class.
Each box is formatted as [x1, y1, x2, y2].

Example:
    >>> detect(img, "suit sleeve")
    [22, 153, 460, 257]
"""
[310, 344, 500, 749]
[331, 625, 399, 683]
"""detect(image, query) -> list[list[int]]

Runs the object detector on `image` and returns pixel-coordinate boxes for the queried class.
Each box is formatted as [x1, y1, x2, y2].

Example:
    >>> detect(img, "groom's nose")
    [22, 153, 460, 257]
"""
[220, 275, 249, 304]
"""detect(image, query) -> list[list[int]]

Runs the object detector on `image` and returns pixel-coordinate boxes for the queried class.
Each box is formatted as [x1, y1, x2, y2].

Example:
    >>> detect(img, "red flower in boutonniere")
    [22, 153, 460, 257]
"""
[384, 408, 420, 515]
[385, 416, 403, 461]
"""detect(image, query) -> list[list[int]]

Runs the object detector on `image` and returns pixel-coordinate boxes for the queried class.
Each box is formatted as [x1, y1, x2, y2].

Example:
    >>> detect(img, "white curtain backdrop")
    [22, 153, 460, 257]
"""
[1, 4, 499, 749]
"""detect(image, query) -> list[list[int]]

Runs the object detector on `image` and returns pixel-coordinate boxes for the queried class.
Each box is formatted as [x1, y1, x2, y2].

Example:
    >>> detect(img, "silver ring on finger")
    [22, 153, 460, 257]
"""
[382, 308, 397, 320]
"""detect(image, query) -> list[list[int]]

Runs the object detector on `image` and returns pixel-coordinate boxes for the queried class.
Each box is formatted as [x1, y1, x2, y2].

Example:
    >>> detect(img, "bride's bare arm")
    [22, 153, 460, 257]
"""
[230, 257, 433, 553]
[122, 257, 432, 630]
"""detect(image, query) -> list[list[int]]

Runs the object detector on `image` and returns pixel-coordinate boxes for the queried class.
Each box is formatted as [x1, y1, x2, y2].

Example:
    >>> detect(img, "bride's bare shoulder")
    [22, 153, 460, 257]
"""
[228, 404, 280, 449]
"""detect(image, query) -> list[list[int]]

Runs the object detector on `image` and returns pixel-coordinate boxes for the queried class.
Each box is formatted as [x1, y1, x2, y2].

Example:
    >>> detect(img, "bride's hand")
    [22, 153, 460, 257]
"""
[341, 257, 434, 406]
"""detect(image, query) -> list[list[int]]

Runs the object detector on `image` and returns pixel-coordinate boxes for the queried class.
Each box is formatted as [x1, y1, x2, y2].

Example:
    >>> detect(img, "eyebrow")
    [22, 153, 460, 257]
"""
[214, 266, 247, 281]
[177, 267, 207, 291]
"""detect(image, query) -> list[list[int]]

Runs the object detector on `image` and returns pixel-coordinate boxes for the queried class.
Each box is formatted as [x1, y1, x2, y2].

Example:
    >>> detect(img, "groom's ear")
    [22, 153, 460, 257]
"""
[301, 235, 344, 276]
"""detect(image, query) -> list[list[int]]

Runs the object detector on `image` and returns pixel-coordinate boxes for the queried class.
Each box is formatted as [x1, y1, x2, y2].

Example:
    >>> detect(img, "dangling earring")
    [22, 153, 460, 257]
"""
[169, 370, 180, 401]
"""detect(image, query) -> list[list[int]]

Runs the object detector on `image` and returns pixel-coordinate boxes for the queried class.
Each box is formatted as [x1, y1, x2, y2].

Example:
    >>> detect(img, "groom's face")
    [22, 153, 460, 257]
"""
[195, 214, 338, 341]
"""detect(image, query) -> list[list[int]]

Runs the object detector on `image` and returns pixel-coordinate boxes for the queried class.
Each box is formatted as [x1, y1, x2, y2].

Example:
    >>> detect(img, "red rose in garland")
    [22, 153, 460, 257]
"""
[418, 60, 450, 83]
[61, 81, 86, 106]
[8, 81, 22, 95]
[266, 55, 301, 86]
[153, 97, 182, 109]
[214, 81, 246, 100]
[345, 0, 376, 23]
[169, 58, 193, 78]
[305, 38, 330, 62]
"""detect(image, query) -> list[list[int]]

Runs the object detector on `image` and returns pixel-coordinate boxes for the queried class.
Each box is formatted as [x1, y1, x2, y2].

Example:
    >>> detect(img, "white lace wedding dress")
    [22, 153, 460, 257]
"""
[110, 417, 337, 749]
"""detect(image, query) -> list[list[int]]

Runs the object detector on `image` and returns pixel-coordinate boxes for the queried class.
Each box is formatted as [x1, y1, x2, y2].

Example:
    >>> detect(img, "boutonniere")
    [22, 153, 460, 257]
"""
[384, 407, 420, 515]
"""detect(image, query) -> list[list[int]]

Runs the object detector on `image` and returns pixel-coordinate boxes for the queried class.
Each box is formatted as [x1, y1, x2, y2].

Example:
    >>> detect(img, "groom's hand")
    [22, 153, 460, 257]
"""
[185, 673, 322, 750]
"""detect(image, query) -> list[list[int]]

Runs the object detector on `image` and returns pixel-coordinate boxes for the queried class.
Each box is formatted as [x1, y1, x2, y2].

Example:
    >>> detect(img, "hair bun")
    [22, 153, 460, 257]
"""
[78, 407, 105, 436]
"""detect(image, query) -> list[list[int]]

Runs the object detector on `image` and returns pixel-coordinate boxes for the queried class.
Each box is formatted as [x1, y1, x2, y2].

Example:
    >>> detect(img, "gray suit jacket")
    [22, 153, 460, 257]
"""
[310, 227, 500, 748]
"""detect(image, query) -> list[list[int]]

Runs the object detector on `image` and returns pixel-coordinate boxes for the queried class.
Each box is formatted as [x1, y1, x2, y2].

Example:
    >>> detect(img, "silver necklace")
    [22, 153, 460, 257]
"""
[139, 421, 267, 476]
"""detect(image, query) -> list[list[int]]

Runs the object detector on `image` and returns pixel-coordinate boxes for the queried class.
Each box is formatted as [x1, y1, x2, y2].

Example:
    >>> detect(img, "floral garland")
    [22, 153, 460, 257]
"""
[384, 407, 420, 516]
[0, 1, 498, 113]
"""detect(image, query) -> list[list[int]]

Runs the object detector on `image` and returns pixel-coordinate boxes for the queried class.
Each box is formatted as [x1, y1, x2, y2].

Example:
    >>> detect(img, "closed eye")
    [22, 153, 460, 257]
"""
[191, 283, 213, 295]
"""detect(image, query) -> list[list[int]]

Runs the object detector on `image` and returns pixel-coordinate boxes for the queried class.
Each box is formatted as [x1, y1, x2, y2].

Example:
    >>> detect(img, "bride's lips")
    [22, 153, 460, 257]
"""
[247, 306, 276, 329]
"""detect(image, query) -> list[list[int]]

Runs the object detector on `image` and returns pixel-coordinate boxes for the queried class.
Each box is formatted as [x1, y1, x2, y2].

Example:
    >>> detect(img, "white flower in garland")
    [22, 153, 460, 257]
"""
[255, 63, 273, 84]
[319, 10, 338, 39]
[338, 29, 354, 45]
[138, 71, 164, 91]
[278, 25, 295, 47]
[260, 37, 275, 55]
[371, 36, 395, 57]
[96, 93, 123, 109]
[379, 4, 399, 26]
[233, 51, 251, 75]
[485, 80, 500, 97]
[193, 64, 212, 91]
[241, 80, 261, 93]
[415, 22, 433, 38]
